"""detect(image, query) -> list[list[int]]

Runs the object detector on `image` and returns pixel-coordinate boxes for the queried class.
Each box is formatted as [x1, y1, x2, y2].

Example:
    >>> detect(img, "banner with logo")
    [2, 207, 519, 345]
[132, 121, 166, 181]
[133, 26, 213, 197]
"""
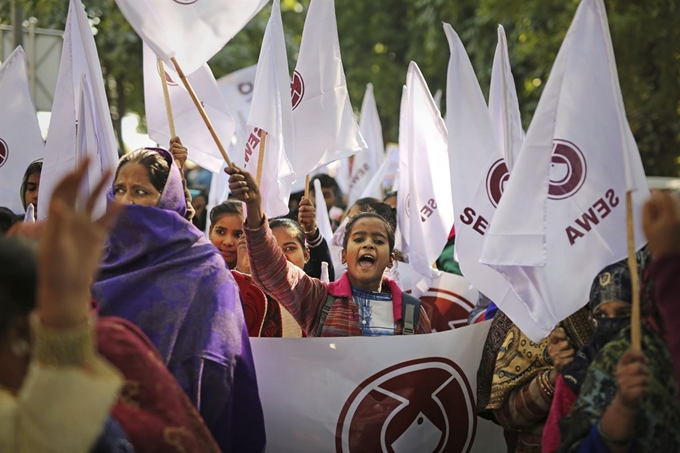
[480, 0, 649, 341]
[0, 47, 44, 215]
[217, 64, 258, 159]
[251, 322, 506, 452]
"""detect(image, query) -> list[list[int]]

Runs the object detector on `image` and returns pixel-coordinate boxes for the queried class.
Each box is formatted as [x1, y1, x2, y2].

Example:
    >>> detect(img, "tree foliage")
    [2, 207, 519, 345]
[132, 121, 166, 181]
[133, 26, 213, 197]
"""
[2, 0, 678, 174]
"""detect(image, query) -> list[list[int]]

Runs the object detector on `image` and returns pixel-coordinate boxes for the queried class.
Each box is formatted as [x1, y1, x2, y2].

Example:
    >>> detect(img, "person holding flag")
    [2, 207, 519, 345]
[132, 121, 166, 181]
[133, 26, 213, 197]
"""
[227, 165, 431, 337]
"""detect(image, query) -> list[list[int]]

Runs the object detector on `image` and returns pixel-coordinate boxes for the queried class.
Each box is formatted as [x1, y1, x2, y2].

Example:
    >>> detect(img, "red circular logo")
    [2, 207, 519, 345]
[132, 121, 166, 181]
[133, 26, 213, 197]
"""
[0, 138, 8, 168]
[290, 70, 305, 110]
[485, 139, 587, 207]
[336, 358, 477, 453]
[156, 60, 178, 86]
[420, 289, 476, 331]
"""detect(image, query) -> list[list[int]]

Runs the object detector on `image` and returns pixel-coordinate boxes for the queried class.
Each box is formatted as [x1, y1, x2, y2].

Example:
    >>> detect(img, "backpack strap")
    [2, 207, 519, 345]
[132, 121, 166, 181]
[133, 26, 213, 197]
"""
[315, 293, 336, 337]
[401, 292, 421, 335]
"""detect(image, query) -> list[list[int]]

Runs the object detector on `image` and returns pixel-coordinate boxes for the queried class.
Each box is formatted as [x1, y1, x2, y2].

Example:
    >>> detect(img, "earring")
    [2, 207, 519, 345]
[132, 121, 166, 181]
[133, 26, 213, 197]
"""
[10, 339, 31, 358]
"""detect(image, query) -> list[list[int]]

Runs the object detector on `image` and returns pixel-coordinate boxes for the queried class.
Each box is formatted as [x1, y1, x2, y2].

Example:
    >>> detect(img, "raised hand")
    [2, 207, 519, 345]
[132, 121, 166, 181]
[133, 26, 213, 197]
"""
[169, 136, 188, 170]
[37, 158, 122, 328]
[298, 197, 317, 235]
[226, 166, 262, 228]
[643, 190, 680, 259]
[615, 349, 650, 410]
[547, 327, 575, 383]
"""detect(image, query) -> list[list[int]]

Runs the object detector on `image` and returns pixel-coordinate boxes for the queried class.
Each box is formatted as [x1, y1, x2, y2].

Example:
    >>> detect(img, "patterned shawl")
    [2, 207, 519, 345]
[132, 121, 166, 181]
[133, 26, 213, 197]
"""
[91, 149, 265, 452]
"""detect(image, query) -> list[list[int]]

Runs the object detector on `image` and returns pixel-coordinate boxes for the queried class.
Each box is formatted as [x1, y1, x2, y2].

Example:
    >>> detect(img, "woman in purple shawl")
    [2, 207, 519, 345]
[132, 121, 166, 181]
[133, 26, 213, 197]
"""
[91, 147, 265, 452]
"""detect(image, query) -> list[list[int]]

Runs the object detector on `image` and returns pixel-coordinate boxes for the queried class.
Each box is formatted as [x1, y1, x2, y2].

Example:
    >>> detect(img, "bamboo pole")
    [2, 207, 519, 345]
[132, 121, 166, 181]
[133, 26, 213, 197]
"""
[157, 58, 176, 138]
[626, 190, 641, 351]
[255, 130, 267, 186]
[170, 57, 232, 168]
[304, 174, 311, 199]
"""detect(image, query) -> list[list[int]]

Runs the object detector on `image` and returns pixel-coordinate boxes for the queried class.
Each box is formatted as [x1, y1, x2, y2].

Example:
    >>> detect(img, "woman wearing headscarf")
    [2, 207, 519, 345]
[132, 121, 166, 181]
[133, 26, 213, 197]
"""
[542, 261, 634, 452]
[91, 146, 265, 452]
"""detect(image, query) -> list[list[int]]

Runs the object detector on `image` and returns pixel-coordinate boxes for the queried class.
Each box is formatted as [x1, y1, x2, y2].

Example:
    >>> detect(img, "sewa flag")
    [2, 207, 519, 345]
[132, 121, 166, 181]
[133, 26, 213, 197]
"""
[0, 47, 44, 215]
[39, 0, 118, 220]
[114, 0, 269, 76]
[290, 0, 366, 180]
[488, 25, 524, 172]
[396, 86, 410, 256]
[217, 64, 258, 160]
[347, 83, 385, 206]
[444, 24, 538, 337]
[480, 0, 649, 341]
[243, 0, 294, 218]
[401, 62, 454, 296]
[360, 145, 397, 201]
[143, 42, 236, 173]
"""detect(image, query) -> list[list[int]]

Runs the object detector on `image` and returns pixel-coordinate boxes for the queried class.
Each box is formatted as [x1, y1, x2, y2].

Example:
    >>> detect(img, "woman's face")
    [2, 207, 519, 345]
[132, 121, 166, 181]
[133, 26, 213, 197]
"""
[272, 226, 308, 270]
[24, 172, 40, 215]
[592, 300, 631, 319]
[342, 217, 394, 291]
[113, 163, 162, 207]
[209, 213, 243, 269]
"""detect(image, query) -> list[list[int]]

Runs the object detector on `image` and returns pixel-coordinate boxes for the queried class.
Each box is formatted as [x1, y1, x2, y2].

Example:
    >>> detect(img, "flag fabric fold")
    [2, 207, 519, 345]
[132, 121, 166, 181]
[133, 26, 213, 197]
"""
[113, 0, 269, 75]
[348, 83, 385, 206]
[444, 24, 539, 338]
[489, 25, 524, 172]
[401, 62, 454, 297]
[143, 42, 236, 172]
[480, 0, 649, 340]
[0, 46, 44, 215]
[39, 0, 118, 220]
[290, 0, 366, 180]
[243, 0, 294, 218]
[360, 145, 397, 201]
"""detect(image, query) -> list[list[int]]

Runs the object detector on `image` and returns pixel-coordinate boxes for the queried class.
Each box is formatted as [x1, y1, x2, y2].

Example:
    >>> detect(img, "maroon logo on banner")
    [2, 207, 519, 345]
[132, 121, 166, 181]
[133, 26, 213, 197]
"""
[420, 289, 476, 331]
[485, 139, 587, 207]
[485, 159, 510, 208]
[548, 139, 587, 200]
[156, 60, 178, 86]
[290, 70, 305, 110]
[173, 0, 198, 4]
[336, 358, 477, 453]
[0, 138, 8, 168]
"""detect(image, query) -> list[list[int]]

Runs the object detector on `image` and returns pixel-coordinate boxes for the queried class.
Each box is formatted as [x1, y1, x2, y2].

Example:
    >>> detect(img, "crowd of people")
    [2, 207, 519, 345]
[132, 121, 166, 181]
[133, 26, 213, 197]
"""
[0, 138, 679, 452]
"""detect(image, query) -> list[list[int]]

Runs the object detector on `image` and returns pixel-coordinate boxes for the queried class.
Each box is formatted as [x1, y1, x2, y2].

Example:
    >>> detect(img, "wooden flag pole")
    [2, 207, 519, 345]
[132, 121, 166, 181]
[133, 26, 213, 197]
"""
[255, 130, 267, 187]
[626, 190, 641, 351]
[170, 57, 233, 168]
[157, 58, 176, 138]
[304, 174, 311, 199]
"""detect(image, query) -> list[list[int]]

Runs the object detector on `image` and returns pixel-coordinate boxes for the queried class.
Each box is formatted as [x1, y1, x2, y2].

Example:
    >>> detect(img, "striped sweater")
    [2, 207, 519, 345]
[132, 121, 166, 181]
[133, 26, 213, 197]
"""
[245, 218, 431, 337]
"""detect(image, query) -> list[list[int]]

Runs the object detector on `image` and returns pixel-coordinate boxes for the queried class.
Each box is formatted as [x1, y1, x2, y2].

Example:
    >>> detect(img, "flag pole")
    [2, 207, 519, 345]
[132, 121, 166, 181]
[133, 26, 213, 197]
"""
[304, 174, 311, 199]
[170, 57, 233, 168]
[626, 190, 641, 351]
[157, 58, 177, 138]
[255, 130, 267, 186]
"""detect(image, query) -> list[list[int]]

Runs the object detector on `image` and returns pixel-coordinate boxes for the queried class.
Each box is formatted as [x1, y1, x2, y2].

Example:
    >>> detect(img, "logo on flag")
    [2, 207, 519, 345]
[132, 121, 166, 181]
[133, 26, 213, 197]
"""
[0, 138, 8, 168]
[156, 60, 178, 86]
[290, 70, 305, 110]
[172, 0, 199, 4]
[548, 139, 587, 200]
[336, 358, 477, 453]
[485, 139, 587, 207]
[421, 289, 476, 331]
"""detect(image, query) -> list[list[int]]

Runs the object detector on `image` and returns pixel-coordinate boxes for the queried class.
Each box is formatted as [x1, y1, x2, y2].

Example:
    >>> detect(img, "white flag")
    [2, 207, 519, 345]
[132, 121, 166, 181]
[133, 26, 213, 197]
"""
[244, 0, 294, 218]
[360, 145, 397, 201]
[347, 83, 385, 206]
[489, 25, 524, 172]
[402, 62, 454, 296]
[396, 86, 410, 256]
[0, 47, 44, 215]
[314, 178, 344, 280]
[39, 0, 118, 220]
[444, 24, 538, 337]
[114, 0, 269, 76]
[143, 43, 236, 172]
[480, 0, 649, 341]
[217, 64, 258, 157]
[290, 0, 366, 179]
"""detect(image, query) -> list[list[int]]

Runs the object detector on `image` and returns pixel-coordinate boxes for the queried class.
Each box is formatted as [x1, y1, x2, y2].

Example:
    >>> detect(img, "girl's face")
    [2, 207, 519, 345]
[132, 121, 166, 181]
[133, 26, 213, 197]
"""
[209, 213, 243, 269]
[342, 217, 394, 292]
[113, 163, 162, 207]
[24, 172, 40, 215]
[272, 226, 309, 270]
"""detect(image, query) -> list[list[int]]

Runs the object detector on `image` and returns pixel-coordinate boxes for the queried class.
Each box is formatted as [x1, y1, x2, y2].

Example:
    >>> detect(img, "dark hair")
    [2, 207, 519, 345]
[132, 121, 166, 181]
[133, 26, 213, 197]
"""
[342, 212, 395, 253]
[209, 200, 243, 227]
[348, 198, 397, 232]
[270, 217, 306, 249]
[20, 159, 43, 210]
[115, 149, 170, 193]
[0, 237, 37, 335]
[0, 207, 19, 235]
[383, 191, 397, 202]
[352, 197, 381, 212]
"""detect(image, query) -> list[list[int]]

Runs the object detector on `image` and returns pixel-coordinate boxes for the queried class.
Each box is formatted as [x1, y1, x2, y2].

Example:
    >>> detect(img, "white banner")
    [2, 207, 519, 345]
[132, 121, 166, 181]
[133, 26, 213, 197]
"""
[251, 322, 505, 452]
[217, 64, 258, 160]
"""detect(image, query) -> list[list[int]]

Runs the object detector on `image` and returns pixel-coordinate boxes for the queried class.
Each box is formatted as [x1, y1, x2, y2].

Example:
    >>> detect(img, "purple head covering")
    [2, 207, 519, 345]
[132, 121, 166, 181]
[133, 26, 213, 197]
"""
[92, 148, 265, 452]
